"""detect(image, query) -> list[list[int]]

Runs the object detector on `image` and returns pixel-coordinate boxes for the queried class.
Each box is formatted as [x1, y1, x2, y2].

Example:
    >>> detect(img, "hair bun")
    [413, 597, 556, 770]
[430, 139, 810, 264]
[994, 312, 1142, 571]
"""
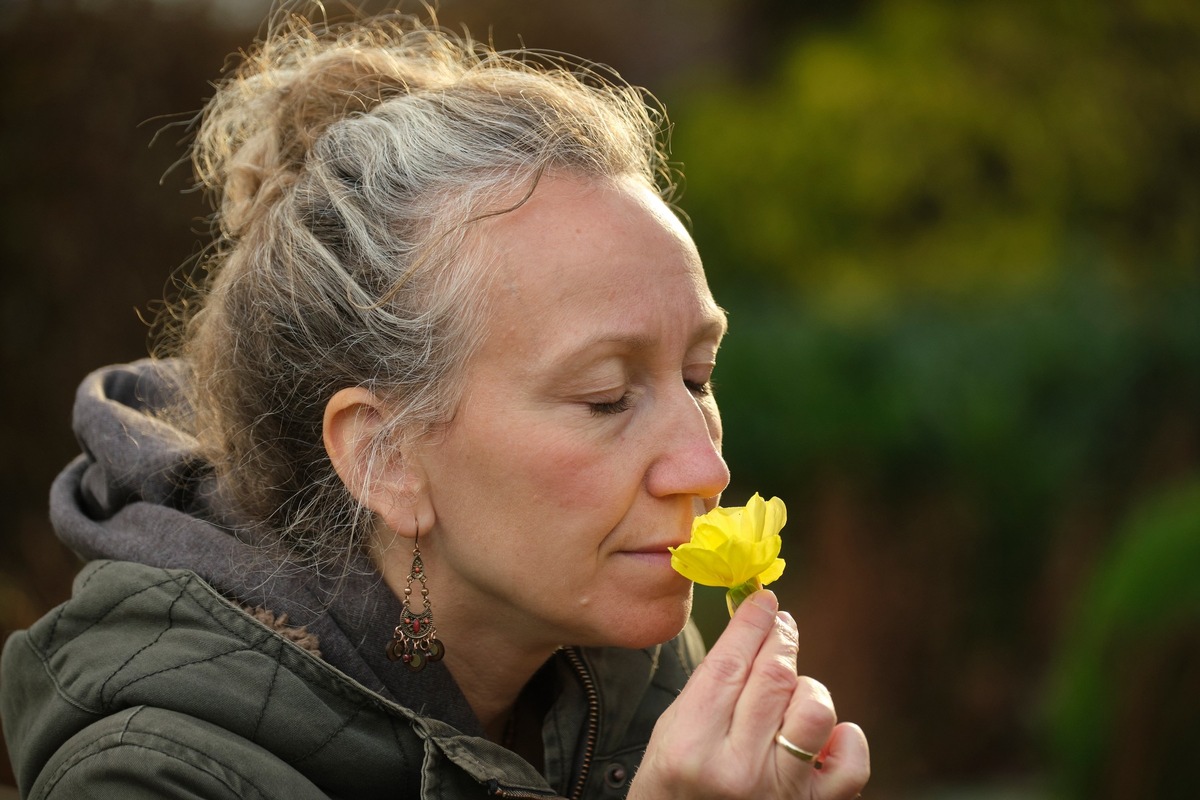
[194, 16, 434, 238]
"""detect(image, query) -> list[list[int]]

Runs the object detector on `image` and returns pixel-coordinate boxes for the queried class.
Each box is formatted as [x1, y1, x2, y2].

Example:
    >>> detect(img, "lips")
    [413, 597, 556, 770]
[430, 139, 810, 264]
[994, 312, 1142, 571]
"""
[624, 540, 688, 555]
[615, 514, 693, 555]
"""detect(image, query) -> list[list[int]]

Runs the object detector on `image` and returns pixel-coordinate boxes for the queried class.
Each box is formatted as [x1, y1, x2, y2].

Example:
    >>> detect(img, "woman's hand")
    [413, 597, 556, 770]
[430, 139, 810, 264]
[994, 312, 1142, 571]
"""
[630, 591, 869, 799]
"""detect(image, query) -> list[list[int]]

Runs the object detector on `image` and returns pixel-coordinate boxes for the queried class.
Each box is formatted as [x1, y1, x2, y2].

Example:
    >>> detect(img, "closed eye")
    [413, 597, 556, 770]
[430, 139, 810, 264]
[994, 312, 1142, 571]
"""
[685, 379, 712, 397]
[589, 393, 633, 416]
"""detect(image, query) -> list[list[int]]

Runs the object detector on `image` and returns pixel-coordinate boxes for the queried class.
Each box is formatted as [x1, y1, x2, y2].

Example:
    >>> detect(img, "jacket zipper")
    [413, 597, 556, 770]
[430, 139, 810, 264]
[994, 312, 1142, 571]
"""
[485, 780, 563, 799]
[488, 648, 600, 800]
[562, 647, 600, 800]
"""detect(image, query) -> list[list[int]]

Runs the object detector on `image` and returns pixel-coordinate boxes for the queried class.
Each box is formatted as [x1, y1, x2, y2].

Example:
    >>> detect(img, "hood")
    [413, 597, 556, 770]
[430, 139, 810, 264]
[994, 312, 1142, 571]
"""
[49, 359, 480, 734]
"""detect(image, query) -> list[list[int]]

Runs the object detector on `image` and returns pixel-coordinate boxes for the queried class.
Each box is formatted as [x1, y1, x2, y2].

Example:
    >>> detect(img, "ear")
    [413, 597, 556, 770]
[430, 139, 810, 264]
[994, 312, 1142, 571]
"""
[323, 387, 432, 539]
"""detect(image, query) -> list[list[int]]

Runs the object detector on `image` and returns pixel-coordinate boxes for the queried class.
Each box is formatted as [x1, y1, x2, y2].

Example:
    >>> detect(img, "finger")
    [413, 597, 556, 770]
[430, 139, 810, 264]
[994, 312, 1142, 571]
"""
[728, 609, 800, 743]
[642, 591, 780, 777]
[775, 675, 837, 769]
[680, 590, 779, 701]
[811, 722, 870, 798]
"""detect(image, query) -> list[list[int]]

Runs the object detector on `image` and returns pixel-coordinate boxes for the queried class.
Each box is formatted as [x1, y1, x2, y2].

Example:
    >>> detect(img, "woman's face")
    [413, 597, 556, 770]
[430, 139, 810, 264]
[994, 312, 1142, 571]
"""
[415, 174, 729, 651]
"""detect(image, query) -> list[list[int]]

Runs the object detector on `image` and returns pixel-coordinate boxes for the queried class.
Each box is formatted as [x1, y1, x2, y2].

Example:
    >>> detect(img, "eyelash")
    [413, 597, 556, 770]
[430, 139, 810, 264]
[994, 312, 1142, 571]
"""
[587, 380, 712, 416]
[589, 393, 633, 416]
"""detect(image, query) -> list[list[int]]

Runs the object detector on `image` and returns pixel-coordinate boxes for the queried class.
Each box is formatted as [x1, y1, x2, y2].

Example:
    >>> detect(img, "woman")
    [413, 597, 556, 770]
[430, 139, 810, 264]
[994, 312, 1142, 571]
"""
[1, 10, 869, 799]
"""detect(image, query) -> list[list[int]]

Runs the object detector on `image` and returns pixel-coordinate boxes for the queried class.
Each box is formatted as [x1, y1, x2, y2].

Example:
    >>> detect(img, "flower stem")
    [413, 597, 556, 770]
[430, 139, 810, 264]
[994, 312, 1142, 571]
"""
[725, 577, 764, 617]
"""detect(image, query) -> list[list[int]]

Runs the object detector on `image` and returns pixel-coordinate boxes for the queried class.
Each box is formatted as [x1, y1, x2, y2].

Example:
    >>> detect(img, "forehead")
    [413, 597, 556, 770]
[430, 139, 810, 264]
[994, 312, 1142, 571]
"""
[472, 175, 725, 362]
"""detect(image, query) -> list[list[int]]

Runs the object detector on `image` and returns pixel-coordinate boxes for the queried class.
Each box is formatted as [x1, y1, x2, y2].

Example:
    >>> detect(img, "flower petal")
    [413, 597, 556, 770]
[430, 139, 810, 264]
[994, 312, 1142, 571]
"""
[757, 557, 786, 586]
[762, 496, 787, 537]
[669, 544, 735, 586]
[740, 493, 765, 541]
[689, 521, 731, 550]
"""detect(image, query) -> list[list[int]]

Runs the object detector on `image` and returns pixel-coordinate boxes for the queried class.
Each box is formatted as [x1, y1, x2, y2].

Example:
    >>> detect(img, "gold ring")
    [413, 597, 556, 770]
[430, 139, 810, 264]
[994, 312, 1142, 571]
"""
[775, 732, 818, 762]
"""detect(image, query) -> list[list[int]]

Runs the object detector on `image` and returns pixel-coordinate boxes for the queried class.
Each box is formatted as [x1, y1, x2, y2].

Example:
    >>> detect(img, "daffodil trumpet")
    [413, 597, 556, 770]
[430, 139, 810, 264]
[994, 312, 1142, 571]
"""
[668, 493, 787, 617]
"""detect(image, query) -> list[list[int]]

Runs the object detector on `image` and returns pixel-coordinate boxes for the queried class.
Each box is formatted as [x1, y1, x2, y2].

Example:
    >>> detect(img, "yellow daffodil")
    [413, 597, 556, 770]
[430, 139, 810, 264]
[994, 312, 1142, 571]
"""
[669, 493, 787, 616]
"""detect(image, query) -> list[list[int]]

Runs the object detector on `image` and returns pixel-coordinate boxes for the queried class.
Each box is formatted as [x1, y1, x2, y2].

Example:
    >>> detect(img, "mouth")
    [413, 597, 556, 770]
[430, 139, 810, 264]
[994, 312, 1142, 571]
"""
[625, 539, 688, 555]
[618, 541, 689, 572]
[614, 515, 694, 562]
[619, 550, 676, 572]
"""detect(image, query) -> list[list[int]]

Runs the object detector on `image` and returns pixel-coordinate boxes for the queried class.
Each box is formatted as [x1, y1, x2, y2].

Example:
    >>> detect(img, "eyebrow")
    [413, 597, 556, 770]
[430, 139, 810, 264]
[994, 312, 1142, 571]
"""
[556, 310, 729, 362]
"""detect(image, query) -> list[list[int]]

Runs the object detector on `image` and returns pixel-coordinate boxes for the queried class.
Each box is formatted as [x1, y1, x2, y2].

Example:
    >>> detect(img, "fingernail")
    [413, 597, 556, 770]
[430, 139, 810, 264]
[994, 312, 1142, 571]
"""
[778, 610, 797, 630]
[748, 590, 778, 613]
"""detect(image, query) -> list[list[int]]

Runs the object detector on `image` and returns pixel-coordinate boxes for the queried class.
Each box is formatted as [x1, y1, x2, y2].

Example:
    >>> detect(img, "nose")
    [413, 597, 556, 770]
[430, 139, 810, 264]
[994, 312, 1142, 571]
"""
[644, 386, 730, 502]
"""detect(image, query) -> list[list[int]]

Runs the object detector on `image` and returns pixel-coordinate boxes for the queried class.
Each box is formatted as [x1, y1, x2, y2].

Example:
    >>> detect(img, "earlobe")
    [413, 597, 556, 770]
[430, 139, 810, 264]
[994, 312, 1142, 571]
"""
[323, 387, 431, 538]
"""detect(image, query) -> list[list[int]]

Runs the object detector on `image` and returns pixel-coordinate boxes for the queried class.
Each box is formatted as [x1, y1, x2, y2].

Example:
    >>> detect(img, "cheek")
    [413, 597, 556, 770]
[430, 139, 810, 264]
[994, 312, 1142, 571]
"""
[520, 432, 633, 515]
[439, 405, 645, 529]
[482, 419, 650, 529]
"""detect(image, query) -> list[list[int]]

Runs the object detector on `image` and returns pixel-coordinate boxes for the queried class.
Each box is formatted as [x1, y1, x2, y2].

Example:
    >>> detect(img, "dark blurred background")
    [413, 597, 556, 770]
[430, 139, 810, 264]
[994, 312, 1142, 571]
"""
[1, 1, 1197, 798]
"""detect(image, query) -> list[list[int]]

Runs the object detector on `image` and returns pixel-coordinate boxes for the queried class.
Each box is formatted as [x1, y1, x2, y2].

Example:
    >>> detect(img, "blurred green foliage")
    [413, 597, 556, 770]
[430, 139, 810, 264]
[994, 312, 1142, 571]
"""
[715, 274, 1196, 599]
[1044, 480, 1200, 799]
[673, 0, 1200, 312]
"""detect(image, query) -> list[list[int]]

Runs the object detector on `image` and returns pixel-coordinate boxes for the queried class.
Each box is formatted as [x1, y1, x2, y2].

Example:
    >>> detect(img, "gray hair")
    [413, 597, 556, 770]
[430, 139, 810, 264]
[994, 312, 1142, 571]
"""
[174, 11, 675, 570]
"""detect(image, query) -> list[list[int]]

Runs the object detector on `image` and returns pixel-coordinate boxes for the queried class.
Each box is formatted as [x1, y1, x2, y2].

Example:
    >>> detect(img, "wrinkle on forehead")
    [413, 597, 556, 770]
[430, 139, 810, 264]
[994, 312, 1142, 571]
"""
[454, 173, 725, 399]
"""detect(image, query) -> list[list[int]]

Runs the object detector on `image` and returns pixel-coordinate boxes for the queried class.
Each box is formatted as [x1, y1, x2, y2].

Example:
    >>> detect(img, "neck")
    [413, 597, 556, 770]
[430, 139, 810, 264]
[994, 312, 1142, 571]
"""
[437, 618, 556, 742]
[375, 539, 558, 742]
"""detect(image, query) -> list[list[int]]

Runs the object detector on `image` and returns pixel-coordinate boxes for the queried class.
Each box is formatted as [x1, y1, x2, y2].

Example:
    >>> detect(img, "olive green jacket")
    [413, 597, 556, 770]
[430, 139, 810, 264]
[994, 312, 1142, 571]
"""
[2, 560, 703, 799]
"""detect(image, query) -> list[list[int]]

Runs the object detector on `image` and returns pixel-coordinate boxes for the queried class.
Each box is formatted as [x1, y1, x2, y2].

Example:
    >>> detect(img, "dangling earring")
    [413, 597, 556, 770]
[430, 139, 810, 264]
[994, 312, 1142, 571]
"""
[386, 524, 445, 671]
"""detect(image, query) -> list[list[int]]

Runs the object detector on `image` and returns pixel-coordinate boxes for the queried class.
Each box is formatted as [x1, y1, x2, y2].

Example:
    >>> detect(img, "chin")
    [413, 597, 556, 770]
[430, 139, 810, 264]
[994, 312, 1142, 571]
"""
[598, 588, 695, 650]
